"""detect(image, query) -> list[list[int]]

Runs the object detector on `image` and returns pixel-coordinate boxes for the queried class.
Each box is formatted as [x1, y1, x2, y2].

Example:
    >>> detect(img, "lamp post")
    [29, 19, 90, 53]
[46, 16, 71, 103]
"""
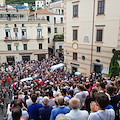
[90, 0, 95, 73]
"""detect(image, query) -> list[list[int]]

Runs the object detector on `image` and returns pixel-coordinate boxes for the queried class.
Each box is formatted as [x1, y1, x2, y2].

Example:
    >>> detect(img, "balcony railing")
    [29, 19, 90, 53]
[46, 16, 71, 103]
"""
[0, 17, 27, 21]
[4, 36, 29, 41]
[36, 36, 44, 39]
[56, 49, 64, 53]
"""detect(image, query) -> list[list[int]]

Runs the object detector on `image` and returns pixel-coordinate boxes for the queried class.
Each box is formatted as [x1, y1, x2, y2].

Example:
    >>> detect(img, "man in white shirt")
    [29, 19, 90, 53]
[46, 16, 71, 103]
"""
[65, 98, 89, 120]
[88, 93, 115, 120]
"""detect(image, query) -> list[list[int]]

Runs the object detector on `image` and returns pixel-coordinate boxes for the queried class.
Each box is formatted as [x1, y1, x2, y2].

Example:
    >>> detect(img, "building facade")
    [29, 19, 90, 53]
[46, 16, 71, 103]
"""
[0, 0, 5, 6]
[49, 1, 64, 57]
[0, 8, 48, 64]
[29, 9, 54, 55]
[64, 0, 120, 76]
[35, 0, 45, 10]
[29, 7, 64, 56]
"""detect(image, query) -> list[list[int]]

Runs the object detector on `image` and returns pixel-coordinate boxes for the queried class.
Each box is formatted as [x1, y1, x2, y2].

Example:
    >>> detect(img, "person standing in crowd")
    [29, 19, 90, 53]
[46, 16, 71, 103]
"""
[12, 106, 22, 120]
[39, 96, 53, 120]
[8, 99, 29, 120]
[88, 92, 115, 120]
[50, 96, 70, 120]
[65, 98, 89, 120]
[27, 94, 43, 120]
[75, 84, 89, 109]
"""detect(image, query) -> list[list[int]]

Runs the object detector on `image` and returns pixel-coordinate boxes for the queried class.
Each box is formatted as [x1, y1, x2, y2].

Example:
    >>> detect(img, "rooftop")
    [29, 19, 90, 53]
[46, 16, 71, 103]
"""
[29, 9, 54, 16]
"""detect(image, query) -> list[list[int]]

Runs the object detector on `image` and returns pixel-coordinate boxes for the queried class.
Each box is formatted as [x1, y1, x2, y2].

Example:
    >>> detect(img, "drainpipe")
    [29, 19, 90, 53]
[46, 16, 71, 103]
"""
[90, 0, 95, 73]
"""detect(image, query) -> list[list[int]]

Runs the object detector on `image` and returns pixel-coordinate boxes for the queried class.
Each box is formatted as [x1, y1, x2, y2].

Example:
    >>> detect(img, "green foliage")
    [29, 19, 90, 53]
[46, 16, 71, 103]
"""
[109, 50, 120, 78]
[29, 6, 35, 12]
[54, 34, 64, 41]
[6, 0, 35, 5]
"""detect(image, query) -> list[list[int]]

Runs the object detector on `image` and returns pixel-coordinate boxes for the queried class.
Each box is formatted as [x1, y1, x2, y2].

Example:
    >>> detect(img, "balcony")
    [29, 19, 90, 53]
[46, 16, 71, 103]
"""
[56, 49, 64, 53]
[36, 36, 44, 40]
[53, 34, 64, 42]
[0, 17, 27, 21]
[4, 36, 29, 41]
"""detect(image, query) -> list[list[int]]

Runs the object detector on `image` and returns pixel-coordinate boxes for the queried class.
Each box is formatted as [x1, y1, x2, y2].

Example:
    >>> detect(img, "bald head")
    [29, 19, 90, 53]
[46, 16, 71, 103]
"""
[69, 98, 80, 109]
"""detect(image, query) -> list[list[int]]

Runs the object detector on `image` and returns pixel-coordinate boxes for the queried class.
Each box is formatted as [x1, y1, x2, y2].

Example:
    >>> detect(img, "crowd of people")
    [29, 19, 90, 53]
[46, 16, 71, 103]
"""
[0, 56, 120, 120]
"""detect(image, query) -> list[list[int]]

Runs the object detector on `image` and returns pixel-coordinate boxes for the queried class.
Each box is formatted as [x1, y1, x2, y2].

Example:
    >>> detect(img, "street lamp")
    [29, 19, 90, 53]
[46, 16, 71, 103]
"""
[90, 0, 95, 73]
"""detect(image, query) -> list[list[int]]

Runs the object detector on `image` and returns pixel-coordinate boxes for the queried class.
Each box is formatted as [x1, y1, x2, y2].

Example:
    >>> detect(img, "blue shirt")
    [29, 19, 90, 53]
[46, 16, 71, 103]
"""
[39, 106, 53, 120]
[27, 103, 43, 120]
[50, 106, 70, 120]
[106, 105, 114, 110]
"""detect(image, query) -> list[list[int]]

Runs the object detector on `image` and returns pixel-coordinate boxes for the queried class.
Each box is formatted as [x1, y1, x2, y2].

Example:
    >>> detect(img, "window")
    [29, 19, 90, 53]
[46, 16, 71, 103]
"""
[39, 43, 42, 49]
[98, 1, 104, 14]
[96, 59, 100, 62]
[73, 30, 78, 40]
[54, 17, 56, 23]
[55, 28, 57, 33]
[22, 24, 25, 27]
[23, 44, 27, 50]
[112, 49, 116, 54]
[13, 28, 18, 32]
[61, 17, 63, 23]
[73, 52, 77, 60]
[96, 30, 103, 41]
[22, 29, 27, 38]
[63, 28, 64, 33]
[7, 44, 11, 51]
[82, 56, 85, 60]
[48, 38, 50, 43]
[37, 29, 42, 38]
[59, 9, 60, 14]
[5, 29, 11, 37]
[15, 33, 18, 39]
[48, 28, 51, 33]
[47, 16, 50, 21]
[16, 46, 18, 50]
[73, 5, 78, 17]
[97, 46, 101, 52]
[38, 23, 41, 27]
[62, 10, 64, 15]
[59, 45, 62, 49]
[14, 24, 17, 27]
[5, 24, 8, 27]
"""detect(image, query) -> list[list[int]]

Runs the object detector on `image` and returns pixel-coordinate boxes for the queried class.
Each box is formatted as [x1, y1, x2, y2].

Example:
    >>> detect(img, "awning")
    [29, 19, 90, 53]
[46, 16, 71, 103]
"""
[34, 52, 48, 55]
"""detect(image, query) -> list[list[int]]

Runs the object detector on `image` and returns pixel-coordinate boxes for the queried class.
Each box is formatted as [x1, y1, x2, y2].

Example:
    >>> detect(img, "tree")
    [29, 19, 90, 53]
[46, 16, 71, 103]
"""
[109, 50, 120, 78]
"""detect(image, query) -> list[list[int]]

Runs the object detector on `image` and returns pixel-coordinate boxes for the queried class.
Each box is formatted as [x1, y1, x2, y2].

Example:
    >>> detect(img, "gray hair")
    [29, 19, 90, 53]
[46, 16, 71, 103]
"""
[58, 96, 64, 106]
[55, 114, 69, 120]
[42, 96, 49, 105]
[69, 98, 80, 109]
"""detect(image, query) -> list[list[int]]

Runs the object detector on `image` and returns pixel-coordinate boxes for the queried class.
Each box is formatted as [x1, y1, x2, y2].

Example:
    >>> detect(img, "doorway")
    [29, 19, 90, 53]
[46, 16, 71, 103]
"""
[22, 56, 30, 62]
[94, 64, 102, 73]
[72, 66, 77, 75]
[6, 56, 15, 65]
[38, 54, 46, 61]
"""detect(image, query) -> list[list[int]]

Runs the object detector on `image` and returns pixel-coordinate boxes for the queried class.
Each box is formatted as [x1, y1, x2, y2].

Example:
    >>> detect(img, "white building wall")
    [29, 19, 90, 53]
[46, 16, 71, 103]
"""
[35, 0, 44, 10]
[0, 21, 48, 63]
[55, 41, 64, 57]
[64, 0, 120, 75]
